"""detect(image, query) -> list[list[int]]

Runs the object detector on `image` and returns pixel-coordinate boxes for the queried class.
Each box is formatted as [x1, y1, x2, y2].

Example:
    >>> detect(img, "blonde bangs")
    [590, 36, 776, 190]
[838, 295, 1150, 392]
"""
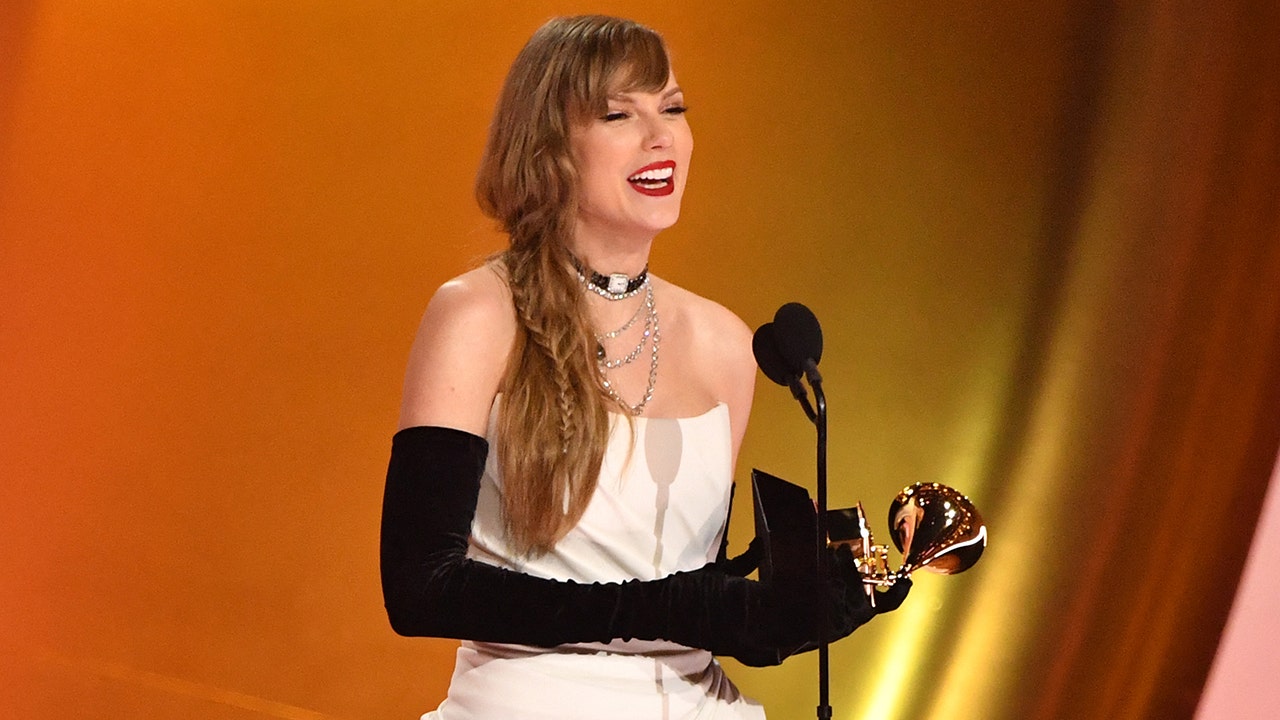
[566, 22, 671, 120]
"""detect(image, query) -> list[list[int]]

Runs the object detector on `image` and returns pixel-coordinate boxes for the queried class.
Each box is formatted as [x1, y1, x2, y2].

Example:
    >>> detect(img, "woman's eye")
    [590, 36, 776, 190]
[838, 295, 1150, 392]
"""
[664, 105, 688, 116]
[603, 111, 628, 122]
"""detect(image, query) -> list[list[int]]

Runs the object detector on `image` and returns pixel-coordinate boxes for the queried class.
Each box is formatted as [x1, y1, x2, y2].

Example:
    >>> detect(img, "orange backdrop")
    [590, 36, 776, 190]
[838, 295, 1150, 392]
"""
[3, 1, 1278, 719]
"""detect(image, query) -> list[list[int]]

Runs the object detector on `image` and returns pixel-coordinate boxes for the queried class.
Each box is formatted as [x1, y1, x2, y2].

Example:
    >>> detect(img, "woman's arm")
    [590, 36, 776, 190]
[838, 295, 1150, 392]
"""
[381, 422, 805, 666]
[397, 265, 515, 435]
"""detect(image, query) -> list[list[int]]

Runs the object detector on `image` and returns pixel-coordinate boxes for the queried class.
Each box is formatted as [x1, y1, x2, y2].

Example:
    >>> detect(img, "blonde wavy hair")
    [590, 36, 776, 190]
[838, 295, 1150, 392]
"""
[475, 16, 672, 556]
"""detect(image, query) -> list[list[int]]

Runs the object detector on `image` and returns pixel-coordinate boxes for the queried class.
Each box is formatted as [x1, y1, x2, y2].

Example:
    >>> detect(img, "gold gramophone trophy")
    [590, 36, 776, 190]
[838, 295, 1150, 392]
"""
[752, 471, 987, 605]
[826, 481, 987, 600]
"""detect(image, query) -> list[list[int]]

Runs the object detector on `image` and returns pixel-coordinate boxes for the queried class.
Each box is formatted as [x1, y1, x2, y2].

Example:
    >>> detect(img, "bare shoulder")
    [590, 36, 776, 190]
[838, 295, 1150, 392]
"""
[427, 265, 513, 328]
[657, 279, 754, 372]
[397, 264, 515, 435]
[653, 278, 757, 456]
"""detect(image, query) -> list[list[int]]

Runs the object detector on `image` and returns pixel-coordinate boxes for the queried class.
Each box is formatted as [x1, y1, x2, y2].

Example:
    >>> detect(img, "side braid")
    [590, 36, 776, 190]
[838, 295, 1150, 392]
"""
[497, 240, 610, 555]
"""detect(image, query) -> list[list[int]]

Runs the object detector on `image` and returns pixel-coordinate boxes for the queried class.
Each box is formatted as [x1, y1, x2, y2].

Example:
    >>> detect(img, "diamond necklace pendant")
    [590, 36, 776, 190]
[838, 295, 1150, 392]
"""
[606, 273, 630, 295]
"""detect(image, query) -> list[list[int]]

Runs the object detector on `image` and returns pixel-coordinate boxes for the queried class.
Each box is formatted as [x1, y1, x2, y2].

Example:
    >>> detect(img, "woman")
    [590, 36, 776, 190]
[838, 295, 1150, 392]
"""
[380, 16, 908, 719]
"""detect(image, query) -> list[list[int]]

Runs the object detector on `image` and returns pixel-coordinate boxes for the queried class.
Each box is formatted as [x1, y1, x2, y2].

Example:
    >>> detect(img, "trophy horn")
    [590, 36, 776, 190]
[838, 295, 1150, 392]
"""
[887, 482, 987, 576]
[826, 482, 987, 586]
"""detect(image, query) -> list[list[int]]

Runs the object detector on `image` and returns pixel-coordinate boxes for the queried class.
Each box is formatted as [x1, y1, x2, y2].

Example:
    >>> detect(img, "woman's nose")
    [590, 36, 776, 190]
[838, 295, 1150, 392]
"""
[645, 115, 673, 149]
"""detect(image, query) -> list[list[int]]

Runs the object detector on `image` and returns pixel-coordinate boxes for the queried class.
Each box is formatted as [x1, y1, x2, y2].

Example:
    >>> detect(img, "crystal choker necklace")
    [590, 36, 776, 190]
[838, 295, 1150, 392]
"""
[569, 254, 649, 300]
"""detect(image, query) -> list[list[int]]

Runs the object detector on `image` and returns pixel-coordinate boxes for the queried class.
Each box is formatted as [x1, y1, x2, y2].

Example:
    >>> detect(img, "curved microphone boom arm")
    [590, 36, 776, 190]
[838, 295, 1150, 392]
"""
[808, 358, 832, 719]
[752, 305, 834, 720]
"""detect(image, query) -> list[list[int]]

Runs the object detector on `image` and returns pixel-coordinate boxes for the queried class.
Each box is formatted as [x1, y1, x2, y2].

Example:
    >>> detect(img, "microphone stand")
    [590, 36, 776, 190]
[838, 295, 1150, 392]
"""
[804, 360, 831, 720]
[788, 376, 818, 422]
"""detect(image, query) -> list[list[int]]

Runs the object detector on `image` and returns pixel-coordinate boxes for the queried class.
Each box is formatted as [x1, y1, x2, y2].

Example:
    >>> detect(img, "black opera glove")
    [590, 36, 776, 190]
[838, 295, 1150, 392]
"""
[716, 535, 763, 578]
[781, 548, 912, 661]
[379, 425, 906, 667]
[714, 482, 763, 578]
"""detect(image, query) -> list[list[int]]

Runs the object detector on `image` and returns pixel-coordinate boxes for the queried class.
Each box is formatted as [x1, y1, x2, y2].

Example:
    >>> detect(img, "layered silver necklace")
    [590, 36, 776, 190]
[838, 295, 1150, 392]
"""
[579, 262, 659, 416]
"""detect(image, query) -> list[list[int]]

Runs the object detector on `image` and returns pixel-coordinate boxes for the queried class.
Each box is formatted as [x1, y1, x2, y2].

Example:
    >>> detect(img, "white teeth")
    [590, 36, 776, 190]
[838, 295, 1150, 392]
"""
[628, 166, 674, 182]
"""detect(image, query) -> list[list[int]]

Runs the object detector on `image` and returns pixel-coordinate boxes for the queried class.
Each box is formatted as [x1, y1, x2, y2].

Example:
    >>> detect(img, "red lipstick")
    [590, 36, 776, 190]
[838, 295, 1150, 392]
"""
[627, 160, 676, 197]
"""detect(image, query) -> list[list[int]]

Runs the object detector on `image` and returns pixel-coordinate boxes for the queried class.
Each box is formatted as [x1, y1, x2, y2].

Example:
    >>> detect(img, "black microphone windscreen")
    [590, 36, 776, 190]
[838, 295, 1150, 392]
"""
[752, 323, 795, 387]
[773, 302, 823, 370]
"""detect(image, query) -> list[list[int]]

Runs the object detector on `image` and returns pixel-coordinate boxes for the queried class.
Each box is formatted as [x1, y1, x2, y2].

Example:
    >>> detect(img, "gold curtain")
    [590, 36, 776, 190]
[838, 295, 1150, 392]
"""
[1, 1, 1277, 719]
[896, 1, 1280, 717]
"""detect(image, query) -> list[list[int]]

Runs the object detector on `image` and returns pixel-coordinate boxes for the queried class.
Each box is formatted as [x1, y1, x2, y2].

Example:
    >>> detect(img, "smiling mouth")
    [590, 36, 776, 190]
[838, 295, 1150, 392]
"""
[627, 161, 676, 196]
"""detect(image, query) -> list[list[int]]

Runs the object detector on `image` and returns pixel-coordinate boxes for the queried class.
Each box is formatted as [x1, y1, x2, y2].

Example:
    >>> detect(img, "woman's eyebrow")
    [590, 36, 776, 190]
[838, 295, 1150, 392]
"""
[606, 86, 684, 103]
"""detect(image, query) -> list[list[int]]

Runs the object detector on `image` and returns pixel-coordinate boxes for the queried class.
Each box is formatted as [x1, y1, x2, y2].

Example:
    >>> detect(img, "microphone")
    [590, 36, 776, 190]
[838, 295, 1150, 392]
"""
[752, 322, 795, 387]
[752, 322, 816, 421]
[772, 302, 823, 385]
[754, 301, 832, 719]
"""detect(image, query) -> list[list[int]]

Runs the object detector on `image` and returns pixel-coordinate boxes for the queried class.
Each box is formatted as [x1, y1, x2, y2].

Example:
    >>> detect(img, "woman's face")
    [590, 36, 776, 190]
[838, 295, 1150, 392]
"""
[569, 73, 693, 245]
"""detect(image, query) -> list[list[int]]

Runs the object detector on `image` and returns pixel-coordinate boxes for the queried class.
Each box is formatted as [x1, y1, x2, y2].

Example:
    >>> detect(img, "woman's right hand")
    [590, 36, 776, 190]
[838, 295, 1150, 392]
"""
[616, 548, 910, 668]
[720, 545, 912, 667]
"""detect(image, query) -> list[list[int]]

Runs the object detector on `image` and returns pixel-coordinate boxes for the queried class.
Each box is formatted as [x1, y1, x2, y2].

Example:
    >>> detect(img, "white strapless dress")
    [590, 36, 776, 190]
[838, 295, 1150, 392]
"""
[421, 403, 765, 720]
